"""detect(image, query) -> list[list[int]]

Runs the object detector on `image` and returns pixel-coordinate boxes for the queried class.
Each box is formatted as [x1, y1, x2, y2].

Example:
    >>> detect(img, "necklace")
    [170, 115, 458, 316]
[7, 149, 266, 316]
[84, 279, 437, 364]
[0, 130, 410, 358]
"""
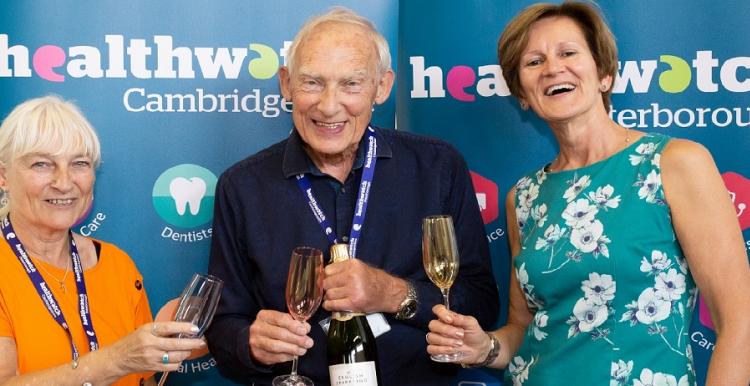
[35, 256, 71, 293]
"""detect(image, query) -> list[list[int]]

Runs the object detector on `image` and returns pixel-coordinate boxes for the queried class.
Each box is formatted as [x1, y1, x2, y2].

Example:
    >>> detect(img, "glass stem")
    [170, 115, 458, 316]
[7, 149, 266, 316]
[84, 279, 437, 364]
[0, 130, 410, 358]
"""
[441, 288, 451, 311]
[290, 355, 299, 376]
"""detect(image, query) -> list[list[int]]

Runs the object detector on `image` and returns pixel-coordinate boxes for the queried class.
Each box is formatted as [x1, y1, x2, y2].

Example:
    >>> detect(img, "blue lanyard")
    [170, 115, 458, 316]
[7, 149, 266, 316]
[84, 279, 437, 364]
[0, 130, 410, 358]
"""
[295, 126, 377, 258]
[1, 217, 99, 360]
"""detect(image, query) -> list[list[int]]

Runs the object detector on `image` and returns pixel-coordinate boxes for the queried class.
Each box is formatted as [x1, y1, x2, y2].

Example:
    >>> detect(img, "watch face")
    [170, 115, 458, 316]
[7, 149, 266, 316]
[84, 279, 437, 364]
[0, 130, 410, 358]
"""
[398, 300, 417, 319]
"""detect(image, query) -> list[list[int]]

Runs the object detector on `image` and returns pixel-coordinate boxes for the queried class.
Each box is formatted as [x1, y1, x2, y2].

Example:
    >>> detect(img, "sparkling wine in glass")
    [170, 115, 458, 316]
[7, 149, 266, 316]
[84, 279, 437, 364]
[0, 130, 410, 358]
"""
[157, 273, 223, 386]
[273, 247, 324, 386]
[422, 215, 462, 362]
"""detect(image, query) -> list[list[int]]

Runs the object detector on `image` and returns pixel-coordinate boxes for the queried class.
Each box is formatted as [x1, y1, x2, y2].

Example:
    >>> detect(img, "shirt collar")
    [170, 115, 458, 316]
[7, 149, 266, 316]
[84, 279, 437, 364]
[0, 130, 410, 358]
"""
[282, 126, 393, 178]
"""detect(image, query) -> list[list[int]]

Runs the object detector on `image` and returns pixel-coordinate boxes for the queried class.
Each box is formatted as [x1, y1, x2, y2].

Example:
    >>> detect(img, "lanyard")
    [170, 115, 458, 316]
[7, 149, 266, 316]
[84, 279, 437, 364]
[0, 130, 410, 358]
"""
[1, 217, 99, 360]
[295, 126, 377, 258]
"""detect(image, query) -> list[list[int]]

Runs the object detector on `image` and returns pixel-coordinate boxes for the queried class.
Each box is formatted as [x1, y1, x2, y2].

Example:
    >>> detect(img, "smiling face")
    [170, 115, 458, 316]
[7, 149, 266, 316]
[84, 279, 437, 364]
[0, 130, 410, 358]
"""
[518, 16, 611, 124]
[279, 22, 394, 161]
[1, 149, 95, 237]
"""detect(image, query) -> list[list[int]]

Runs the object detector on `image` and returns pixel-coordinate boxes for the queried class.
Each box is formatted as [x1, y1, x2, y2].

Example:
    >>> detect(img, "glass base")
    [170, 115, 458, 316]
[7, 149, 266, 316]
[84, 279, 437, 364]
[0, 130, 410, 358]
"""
[272, 374, 314, 386]
[431, 352, 465, 363]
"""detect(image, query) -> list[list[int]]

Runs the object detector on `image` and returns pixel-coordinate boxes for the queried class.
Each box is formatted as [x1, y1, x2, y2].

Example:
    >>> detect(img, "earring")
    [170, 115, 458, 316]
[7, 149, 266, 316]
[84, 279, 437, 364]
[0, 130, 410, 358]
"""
[600, 83, 609, 92]
[0, 188, 7, 208]
[519, 100, 529, 110]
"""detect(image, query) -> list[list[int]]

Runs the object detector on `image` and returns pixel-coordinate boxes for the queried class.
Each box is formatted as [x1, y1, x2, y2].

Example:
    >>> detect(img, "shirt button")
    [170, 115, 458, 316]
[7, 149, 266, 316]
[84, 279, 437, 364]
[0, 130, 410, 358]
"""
[342, 236, 349, 242]
[340, 187, 346, 194]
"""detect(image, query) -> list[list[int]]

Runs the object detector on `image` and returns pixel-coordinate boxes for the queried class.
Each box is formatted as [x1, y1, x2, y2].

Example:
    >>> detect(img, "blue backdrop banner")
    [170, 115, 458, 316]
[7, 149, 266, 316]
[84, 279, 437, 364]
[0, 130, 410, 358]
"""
[2, 1, 749, 385]
[1, 1, 396, 385]
[398, 1, 749, 385]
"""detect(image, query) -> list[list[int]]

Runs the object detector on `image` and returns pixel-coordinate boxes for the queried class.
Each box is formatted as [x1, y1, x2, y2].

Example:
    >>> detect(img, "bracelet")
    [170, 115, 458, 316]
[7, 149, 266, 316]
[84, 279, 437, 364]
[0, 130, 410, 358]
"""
[70, 358, 93, 386]
[462, 332, 500, 368]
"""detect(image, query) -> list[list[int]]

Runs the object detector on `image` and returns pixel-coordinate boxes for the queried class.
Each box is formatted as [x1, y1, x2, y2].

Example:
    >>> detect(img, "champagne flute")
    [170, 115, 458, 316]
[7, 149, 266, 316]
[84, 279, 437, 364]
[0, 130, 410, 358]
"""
[157, 273, 223, 386]
[422, 215, 463, 362]
[273, 247, 324, 386]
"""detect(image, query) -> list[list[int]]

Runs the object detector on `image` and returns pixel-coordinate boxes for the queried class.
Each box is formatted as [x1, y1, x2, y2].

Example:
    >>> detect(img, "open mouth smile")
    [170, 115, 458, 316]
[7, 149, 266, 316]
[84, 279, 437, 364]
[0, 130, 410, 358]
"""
[46, 199, 75, 206]
[545, 83, 576, 96]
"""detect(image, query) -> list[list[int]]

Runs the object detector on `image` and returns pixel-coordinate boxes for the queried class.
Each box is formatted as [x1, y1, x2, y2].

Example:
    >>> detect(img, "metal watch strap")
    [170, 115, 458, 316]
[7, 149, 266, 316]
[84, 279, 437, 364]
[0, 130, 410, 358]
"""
[462, 332, 500, 368]
[395, 280, 418, 320]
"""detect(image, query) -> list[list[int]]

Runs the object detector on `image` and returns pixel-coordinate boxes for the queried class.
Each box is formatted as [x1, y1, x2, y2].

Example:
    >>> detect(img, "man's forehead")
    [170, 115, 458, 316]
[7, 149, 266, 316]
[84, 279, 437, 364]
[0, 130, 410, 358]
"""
[296, 22, 376, 57]
[295, 67, 370, 79]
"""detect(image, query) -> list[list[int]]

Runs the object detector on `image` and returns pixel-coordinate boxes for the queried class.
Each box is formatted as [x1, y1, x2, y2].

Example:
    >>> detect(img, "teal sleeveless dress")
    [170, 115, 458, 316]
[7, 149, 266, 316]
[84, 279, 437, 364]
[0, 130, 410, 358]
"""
[507, 133, 696, 386]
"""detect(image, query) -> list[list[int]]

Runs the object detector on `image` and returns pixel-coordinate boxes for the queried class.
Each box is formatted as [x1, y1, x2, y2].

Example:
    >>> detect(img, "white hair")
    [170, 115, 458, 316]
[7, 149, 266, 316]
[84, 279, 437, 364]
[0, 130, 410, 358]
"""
[285, 6, 392, 76]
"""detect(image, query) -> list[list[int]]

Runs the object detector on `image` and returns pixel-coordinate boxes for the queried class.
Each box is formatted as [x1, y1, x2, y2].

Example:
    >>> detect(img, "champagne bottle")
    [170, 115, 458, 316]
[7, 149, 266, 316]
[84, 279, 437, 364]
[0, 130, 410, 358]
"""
[327, 243, 380, 386]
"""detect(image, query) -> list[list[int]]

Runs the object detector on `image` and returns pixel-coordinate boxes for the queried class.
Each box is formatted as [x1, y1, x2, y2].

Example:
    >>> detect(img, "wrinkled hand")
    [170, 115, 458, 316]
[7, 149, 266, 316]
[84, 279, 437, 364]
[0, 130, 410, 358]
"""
[426, 304, 490, 365]
[322, 259, 398, 314]
[106, 321, 206, 375]
[248, 309, 314, 365]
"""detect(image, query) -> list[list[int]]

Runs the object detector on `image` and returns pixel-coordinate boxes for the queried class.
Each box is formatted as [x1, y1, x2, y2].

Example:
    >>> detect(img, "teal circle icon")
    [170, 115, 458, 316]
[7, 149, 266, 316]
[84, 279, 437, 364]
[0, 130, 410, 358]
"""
[152, 164, 217, 228]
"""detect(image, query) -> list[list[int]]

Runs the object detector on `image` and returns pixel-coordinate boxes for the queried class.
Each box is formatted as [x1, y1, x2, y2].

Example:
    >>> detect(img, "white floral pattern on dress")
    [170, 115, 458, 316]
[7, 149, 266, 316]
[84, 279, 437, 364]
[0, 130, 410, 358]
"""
[508, 356, 537, 386]
[640, 250, 672, 276]
[621, 249, 691, 357]
[633, 368, 689, 386]
[588, 185, 621, 210]
[530, 311, 549, 341]
[517, 263, 544, 311]
[563, 175, 591, 202]
[629, 142, 658, 166]
[566, 273, 617, 345]
[637, 170, 662, 203]
[511, 136, 695, 385]
[521, 175, 616, 273]
[610, 360, 633, 386]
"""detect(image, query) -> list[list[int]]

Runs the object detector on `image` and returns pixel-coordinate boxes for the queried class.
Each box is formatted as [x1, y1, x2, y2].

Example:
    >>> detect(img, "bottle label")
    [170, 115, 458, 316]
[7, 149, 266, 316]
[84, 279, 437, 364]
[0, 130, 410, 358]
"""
[329, 361, 378, 386]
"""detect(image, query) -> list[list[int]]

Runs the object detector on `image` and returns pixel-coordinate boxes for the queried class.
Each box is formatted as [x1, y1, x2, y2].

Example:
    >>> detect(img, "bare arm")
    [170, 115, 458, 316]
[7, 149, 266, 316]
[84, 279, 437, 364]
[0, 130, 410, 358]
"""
[427, 188, 533, 369]
[661, 139, 750, 386]
[487, 188, 535, 368]
[0, 322, 205, 385]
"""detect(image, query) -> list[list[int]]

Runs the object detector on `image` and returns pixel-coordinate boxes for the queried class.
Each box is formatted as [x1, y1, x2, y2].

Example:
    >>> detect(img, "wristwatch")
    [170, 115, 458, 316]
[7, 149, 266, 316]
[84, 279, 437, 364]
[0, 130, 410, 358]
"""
[395, 280, 418, 320]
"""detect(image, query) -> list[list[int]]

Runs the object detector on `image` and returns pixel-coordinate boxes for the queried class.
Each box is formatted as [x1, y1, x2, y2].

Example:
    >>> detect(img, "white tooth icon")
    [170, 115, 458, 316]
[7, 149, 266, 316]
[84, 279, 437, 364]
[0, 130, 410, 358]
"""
[169, 177, 207, 216]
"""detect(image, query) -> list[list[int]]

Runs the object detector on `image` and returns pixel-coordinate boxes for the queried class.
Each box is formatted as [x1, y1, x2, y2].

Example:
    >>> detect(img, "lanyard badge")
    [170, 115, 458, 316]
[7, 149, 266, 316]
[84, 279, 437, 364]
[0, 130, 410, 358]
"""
[1, 217, 99, 359]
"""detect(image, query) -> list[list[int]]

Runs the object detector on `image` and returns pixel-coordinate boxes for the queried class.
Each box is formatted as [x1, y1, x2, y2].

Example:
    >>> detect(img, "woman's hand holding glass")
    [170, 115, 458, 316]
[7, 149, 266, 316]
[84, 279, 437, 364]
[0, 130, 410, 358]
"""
[156, 273, 223, 385]
[426, 304, 491, 367]
[422, 215, 463, 362]
[104, 321, 206, 377]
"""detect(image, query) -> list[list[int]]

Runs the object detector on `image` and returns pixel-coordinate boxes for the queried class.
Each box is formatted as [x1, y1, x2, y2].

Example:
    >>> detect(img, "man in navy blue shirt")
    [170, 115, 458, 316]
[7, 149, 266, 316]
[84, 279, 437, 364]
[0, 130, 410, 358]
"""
[206, 7, 499, 385]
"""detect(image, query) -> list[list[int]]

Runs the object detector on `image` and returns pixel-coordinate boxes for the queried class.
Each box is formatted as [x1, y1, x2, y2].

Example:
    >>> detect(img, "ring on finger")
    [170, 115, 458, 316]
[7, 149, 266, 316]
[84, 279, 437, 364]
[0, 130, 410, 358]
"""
[162, 352, 170, 364]
[425, 332, 430, 343]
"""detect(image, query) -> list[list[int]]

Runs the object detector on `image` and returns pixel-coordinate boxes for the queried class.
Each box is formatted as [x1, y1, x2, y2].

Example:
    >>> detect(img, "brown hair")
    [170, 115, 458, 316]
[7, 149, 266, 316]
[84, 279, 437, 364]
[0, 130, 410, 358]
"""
[497, 1, 618, 111]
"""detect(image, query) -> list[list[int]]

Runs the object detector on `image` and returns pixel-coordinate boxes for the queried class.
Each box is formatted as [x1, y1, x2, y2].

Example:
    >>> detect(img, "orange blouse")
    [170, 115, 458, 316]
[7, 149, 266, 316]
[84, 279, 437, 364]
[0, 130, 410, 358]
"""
[0, 238, 152, 385]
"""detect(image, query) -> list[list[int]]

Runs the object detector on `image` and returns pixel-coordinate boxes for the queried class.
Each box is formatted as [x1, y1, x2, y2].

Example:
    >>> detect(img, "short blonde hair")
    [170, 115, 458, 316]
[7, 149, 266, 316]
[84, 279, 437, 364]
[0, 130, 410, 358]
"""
[498, 1, 618, 111]
[0, 95, 101, 169]
[285, 6, 392, 77]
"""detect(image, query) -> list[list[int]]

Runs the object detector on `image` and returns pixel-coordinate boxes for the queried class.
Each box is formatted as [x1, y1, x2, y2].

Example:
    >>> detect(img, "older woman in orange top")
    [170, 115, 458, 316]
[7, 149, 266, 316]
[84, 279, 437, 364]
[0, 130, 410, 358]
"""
[0, 96, 205, 385]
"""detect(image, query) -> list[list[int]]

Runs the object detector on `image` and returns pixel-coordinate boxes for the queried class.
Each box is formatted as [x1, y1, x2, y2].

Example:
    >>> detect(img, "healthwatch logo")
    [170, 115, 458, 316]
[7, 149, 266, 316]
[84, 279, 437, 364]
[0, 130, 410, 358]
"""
[152, 164, 217, 242]
[410, 51, 750, 129]
[1, 34, 292, 117]
[470, 171, 499, 225]
[722, 172, 750, 231]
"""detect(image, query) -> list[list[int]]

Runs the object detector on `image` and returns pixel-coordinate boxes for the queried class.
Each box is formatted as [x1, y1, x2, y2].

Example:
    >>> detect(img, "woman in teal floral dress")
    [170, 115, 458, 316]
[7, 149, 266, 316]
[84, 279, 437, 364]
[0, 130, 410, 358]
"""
[426, 2, 750, 385]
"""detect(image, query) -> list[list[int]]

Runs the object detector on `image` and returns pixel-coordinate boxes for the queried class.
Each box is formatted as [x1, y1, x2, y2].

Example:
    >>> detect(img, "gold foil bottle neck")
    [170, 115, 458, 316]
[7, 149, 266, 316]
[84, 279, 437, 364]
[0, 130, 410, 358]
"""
[330, 243, 350, 263]
[328, 243, 364, 319]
